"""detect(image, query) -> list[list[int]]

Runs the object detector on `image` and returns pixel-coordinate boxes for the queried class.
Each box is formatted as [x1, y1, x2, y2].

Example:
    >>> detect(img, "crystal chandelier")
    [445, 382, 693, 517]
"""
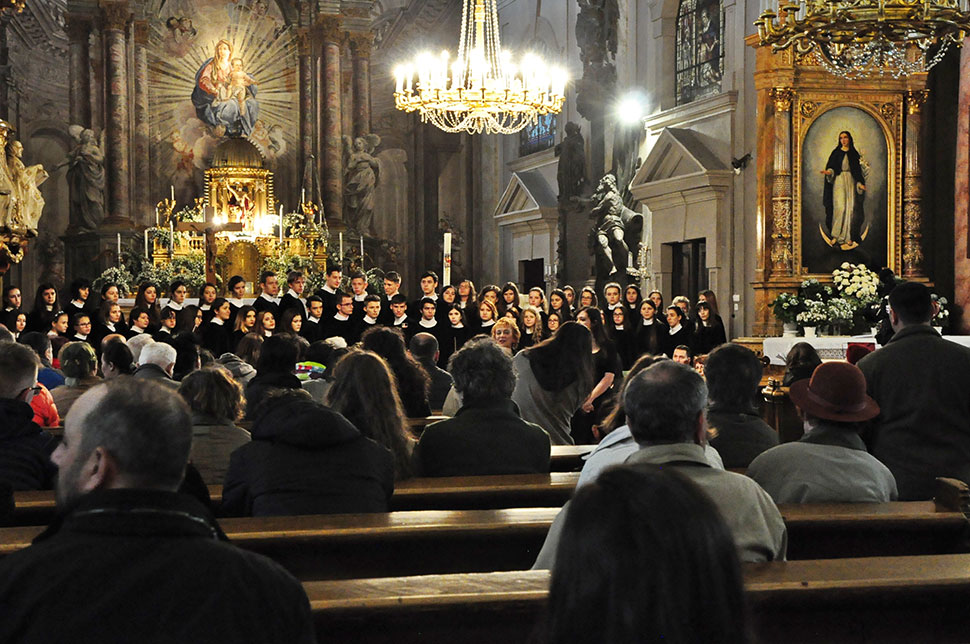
[755, 0, 970, 79]
[393, 0, 567, 135]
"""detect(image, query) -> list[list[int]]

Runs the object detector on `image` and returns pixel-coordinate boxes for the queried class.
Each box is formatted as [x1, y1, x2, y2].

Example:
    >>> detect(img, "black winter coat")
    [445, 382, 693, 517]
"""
[0, 399, 57, 491]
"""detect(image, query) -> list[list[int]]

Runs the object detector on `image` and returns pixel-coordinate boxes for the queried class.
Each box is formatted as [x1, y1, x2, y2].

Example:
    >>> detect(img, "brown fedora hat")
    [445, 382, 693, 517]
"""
[789, 361, 879, 423]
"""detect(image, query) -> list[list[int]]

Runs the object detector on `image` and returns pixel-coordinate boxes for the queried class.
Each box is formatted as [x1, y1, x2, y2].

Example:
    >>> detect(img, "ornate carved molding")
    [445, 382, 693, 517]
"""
[132, 20, 148, 45]
[348, 32, 373, 57]
[799, 101, 818, 119]
[906, 89, 929, 115]
[100, 2, 130, 31]
[880, 102, 896, 125]
[295, 27, 310, 56]
[902, 201, 924, 276]
[771, 87, 794, 112]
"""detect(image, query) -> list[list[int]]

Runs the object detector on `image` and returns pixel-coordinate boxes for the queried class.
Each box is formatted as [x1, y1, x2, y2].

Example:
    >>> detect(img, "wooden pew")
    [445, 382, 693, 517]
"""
[4, 499, 968, 580]
[10, 472, 581, 526]
[303, 555, 970, 643]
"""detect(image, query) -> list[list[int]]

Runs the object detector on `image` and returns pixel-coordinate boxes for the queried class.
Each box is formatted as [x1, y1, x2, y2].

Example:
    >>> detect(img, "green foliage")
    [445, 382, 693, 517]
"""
[132, 253, 206, 295]
[92, 266, 135, 297]
[261, 252, 326, 294]
[770, 292, 800, 324]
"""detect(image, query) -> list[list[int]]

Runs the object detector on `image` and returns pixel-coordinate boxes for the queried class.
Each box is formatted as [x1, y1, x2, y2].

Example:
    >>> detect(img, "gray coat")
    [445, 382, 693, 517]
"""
[511, 352, 587, 445]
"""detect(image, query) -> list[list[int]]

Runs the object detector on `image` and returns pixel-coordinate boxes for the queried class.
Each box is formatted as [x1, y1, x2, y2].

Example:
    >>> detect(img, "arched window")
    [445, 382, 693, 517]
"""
[675, 0, 724, 105]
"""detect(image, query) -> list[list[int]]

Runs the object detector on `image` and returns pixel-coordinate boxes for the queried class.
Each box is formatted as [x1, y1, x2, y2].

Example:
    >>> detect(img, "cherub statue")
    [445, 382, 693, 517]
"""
[342, 133, 381, 237]
[64, 125, 105, 233]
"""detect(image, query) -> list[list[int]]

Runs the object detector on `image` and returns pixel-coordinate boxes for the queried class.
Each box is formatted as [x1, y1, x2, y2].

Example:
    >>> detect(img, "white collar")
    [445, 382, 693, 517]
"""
[75, 333, 88, 340]
[385, 289, 400, 299]
[334, 312, 350, 321]
[354, 293, 367, 302]
[363, 315, 378, 324]
[451, 323, 464, 329]
[263, 329, 273, 337]
[228, 298, 245, 307]
[480, 319, 495, 327]
[608, 302, 620, 310]
[260, 292, 279, 304]
[286, 288, 303, 300]
[393, 315, 408, 325]
[669, 323, 682, 334]
[525, 328, 534, 334]
[322, 284, 337, 294]
[71, 299, 85, 308]
[211, 317, 225, 326]
[308, 315, 320, 324]
[200, 303, 212, 310]
[130, 326, 145, 334]
[422, 293, 438, 301]
[168, 301, 184, 310]
[105, 322, 116, 331]
[160, 326, 172, 334]
[614, 324, 624, 331]
[419, 318, 437, 328]
[642, 318, 654, 326]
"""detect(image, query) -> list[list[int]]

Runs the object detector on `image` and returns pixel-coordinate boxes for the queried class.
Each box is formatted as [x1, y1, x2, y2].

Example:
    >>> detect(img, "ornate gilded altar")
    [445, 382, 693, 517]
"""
[0, 119, 47, 274]
[748, 36, 929, 336]
[153, 138, 326, 293]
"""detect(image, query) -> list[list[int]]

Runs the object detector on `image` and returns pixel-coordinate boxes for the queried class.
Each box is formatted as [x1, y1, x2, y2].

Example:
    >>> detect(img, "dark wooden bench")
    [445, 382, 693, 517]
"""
[303, 554, 970, 643]
[9, 472, 581, 526]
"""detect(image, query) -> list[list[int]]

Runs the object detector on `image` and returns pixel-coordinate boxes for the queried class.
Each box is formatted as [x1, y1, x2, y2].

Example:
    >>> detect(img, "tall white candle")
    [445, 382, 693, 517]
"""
[301, 188, 306, 205]
[443, 232, 452, 286]
[279, 204, 284, 244]
[155, 206, 159, 226]
[360, 237, 364, 268]
[170, 185, 175, 202]
[170, 221, 174, 253]
[144, 229, 149, 258]
[117, 233, 122, 267]
[339, 232, 343, 262]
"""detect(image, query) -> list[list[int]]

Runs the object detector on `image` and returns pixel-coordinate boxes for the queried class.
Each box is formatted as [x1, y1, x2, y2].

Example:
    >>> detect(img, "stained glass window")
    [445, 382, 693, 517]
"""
[518, 113, 557, 157]
[675, 0, 724, 105]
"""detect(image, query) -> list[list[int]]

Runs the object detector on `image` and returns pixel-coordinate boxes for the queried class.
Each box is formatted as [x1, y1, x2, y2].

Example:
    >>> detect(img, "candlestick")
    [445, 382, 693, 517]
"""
[155, 206, 159, 227]
[339, 232, 343, 263]
[360, 237, 364, 268]
[443, 232, 452, 286]
[144, 229, 149, 258]
[170, 221, 174, 253]
[278, 204, 284, 245]
[117, 233, 122, 267]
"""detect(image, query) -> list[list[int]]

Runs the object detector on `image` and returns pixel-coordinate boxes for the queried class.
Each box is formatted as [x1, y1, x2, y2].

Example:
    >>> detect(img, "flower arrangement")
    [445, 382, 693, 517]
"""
[826, 297, 855, 328]
[262, 251, 326, 294]
[92, 266, 135, 297]
[796, 300, 828, 326]
[932, 294, 949, 329]
[832, 262, 879, 304]
[770, 292, 801, 324]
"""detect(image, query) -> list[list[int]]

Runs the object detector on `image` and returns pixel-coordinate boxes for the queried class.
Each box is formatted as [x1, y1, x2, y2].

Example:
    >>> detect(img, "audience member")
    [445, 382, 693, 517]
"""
[533, 360, 786, 568]
[100, 340, 135, 380]
[512, 322, 594, 445]
[490, 316, 520, 353]
[0, 379, 315, 643]
[409, 332, 454, 410]
[19, 331, 65, 390]
[0, 341, 57, 490]
[575, 355, 724, 489]
[171, 333, 202, 382]
[692, 300, 727, 355]
[672, 344, 693, 365]
[222, 390, 394, 516]
[51, 342, 102, 418]
[572, 306, 621, 444]
[414, 338, 551, 476]
[178, 367, 251, 484]
[133, 342, 179, 390]
[360, 326, 432, 418]
[858, 281, 970, 499]
[782, 342, 822, 387]
[542, 467, 749, 644]
[126, 333, 155, 364]
[327, 349, 414, 480]
[748, 361, 896, 503]
[705, 343, 778, 468]
[235, 332, 263, 368]
[244, 334, 302, 417]
[217, 351, 257, 386]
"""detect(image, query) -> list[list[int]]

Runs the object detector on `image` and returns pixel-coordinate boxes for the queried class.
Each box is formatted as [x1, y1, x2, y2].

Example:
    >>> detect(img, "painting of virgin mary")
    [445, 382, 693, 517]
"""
[191, 39, 259, 137]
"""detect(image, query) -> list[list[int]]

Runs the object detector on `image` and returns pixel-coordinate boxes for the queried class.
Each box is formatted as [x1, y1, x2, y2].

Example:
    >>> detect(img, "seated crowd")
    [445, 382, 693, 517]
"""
[0, 271, 967, 641]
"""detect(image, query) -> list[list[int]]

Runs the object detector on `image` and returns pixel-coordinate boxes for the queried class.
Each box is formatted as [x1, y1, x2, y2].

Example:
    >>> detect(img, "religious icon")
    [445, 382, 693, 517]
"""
[191, 39, 259, 138]
[819, 130, 870, 250]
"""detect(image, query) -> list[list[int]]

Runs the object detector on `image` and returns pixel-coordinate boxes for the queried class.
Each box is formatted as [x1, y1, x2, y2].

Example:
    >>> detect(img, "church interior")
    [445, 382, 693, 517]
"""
[3, 0, 970, 641]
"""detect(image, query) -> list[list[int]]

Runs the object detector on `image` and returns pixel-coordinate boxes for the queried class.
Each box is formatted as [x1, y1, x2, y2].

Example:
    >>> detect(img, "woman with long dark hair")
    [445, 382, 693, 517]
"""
[662, 305, 692, 358]
[232, 305, 258, 351]
[226, 275, 247, 326]
[328, 349, 414, 480]
[572, 306, 623, 444]
[511, 321, 594, 445]
[499, 282, 521, 317]
[64, 278, 93, 318]
[822, 130, 867, 246]
[692, 300, 727, 355]
[440, 303, 470, 367]
[26, 283, 59, 333]
[360, 326, 431, 418]
[199, 282, 218, 324]
[608, 304, 636, 370]
[543, 466, 749, 644]
[624, 284, 642, 316]
[134, 282, 161, 331]
[548, 288, 571, 322]
[457, 279, 478, 311]
[201, 297, 232, 357]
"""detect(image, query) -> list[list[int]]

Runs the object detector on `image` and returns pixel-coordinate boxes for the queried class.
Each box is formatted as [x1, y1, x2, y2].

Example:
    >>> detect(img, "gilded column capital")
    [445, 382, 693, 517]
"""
[348, 32, 373, 57]
[905, 89, 929, 115]
[133, 20, 149, 45]
[770, 87, 794, 113]
[64, 13, 93, 42]
[316, 15, 343, 44]
[100, 2, 131, 31]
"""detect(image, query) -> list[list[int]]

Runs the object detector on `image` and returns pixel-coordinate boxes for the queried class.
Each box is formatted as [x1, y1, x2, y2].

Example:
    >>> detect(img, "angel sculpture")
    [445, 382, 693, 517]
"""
[64, 125, 105, 233]
[343, 133, 381, 237]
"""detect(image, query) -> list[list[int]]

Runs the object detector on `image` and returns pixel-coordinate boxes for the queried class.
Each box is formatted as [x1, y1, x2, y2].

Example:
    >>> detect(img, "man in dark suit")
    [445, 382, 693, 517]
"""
[252, 271, 281, 320]
[378, 271, 405, 325]
[409, 271, 439, 319]
[322, 292, 355, 344]
[352, 295, 382, 343]
[348, 272, 369, 320]
[278, 271, 308, 319]
[388, 294, 410, 336]
[313, 264, 342, 318]
[300, 296, 324, 344]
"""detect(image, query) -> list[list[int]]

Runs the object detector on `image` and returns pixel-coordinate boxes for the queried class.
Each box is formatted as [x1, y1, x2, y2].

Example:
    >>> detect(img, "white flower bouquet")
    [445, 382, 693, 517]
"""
[832, 262, 879, 304]
[797, 300, 828, 326]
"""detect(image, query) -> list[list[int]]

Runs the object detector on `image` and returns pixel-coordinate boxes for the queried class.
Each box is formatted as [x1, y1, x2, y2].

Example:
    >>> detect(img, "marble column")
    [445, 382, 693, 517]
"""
[0, 17, 10, 121]
[133, 20, 150, 224]
[956, 46, 970, 333]
[350, 33, 372, 138]
[65, 14, 92, 127]
[319, 16, 343, 225]
[769, 88, 794, 278]
[102, 2, 131, 225]
[297, 28, 314, 196]
[902, 89, 928, 279]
